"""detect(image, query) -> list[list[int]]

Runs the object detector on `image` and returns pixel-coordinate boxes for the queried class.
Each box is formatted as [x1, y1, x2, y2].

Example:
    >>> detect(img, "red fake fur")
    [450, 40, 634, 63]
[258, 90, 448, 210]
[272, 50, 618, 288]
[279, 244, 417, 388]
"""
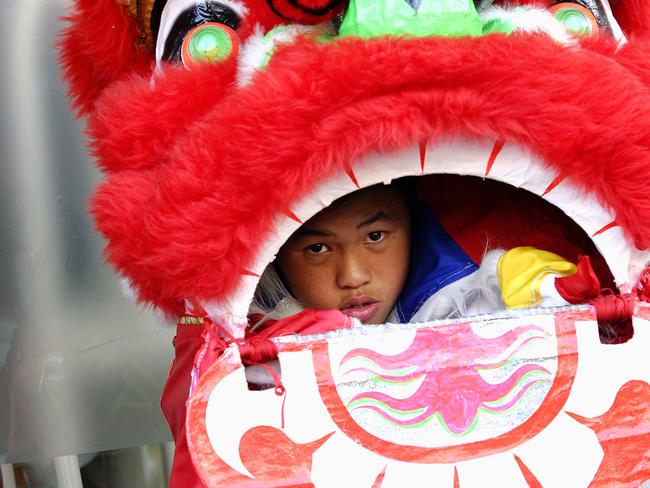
[89, 34, 650, 313]
[89, 60, 238, 173]
[58, 0, 152, 115]
[613, 39, 650, 88]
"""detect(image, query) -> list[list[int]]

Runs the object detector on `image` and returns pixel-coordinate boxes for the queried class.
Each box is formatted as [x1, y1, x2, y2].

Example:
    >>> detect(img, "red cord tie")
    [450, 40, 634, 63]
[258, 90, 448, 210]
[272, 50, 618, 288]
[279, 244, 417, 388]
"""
[208, 323, 286, 397]
[636, 267, 650, 303]
[207, 324, 288, 426]
[194, 309, 358, 428]
[554, 258, 643, 324]
[590, 293, 636, 323]
[238, 335, 280, 366]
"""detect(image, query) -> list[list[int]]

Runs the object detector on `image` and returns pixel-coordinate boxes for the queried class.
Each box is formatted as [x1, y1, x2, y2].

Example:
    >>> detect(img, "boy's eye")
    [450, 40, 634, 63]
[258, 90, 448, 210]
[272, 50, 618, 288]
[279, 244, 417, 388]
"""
[366, 231, 385, 243]
[306, 243, 330, 254]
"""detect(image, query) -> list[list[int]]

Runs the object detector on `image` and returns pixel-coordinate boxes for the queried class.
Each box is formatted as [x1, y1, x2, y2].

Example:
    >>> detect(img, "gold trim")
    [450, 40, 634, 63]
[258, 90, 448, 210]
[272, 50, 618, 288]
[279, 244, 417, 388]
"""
[114, 0, 155, 51]
[116, 0, 138, 17]
[136, 0, 156, 50]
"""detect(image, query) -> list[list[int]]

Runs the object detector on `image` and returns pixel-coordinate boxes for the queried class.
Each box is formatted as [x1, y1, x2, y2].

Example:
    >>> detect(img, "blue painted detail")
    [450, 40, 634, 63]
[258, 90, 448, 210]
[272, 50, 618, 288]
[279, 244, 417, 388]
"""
[395, 202, 478, 322]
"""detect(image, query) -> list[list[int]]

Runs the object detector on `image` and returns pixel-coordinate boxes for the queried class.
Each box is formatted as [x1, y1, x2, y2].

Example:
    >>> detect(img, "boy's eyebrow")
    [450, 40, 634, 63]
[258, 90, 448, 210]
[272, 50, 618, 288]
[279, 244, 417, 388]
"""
[295, 228, 336, 238]
[293, 211, 392, 238]
[357, 211, 393, 229]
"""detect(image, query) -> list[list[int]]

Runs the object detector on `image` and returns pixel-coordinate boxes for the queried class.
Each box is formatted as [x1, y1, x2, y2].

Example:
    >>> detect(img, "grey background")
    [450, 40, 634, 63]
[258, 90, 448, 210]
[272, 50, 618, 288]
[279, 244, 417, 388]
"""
[0, 0, 174, 467]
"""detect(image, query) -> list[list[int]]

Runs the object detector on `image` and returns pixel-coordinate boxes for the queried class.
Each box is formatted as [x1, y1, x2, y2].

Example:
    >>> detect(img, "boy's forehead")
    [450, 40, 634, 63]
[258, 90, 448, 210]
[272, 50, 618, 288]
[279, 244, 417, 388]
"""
[306, 185, 408, 227]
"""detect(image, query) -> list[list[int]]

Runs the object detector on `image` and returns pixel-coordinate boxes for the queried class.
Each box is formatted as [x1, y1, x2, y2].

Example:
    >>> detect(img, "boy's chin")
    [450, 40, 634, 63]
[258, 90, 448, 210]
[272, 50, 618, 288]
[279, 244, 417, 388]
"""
[360, 309, 391, 325]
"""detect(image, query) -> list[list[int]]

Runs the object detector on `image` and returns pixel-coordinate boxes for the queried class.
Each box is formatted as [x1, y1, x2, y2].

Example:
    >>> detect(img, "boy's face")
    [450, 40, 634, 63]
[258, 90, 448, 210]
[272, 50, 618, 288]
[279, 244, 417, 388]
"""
[277, 185, 411, 324]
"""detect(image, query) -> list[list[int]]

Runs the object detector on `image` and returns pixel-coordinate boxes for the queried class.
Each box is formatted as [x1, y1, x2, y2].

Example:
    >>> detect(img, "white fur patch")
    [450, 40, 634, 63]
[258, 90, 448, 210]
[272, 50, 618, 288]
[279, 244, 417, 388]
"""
[480, 5, 576, 45]
[237, 24, 332, 87]
[404, 249, 507, 323]
[236, 25, 272, 87]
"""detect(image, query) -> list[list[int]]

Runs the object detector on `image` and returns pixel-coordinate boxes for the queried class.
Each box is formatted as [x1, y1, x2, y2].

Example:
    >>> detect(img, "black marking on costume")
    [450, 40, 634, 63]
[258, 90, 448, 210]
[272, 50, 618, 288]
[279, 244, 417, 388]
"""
[331, 10, 344, 32]
[405, 0, 421, 10]
[266, 0, 346, 20]
[265, 0, 294, 21]
[162, 3, 241, 63]
[151, 0, 167, 44]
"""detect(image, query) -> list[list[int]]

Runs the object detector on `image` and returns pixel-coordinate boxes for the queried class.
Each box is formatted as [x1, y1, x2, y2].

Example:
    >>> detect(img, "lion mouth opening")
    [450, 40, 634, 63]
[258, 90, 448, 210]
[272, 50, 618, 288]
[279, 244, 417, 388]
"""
[216, 137, 644, 340]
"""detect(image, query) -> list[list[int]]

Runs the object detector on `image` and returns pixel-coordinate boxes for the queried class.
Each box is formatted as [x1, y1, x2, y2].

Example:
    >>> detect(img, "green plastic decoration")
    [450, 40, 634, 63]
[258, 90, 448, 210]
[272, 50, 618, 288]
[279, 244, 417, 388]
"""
[338, 0, 484, 39]
[482, 17, 515, 35]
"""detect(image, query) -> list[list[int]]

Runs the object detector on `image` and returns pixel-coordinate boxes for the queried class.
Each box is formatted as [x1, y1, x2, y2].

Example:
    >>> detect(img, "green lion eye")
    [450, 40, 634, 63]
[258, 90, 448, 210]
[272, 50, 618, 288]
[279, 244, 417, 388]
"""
[181, 22, 239, 68]
[550, 3, 599, 37]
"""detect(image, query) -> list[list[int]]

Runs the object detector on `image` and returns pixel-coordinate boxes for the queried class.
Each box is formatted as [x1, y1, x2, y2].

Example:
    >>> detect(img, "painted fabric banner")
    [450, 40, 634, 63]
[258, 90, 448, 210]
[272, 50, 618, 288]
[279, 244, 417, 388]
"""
[187, 306, 650, 487]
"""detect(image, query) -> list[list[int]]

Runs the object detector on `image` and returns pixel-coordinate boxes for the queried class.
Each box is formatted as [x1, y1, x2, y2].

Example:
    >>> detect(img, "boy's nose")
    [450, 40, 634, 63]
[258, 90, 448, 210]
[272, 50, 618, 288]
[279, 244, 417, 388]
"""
[336, 251, 371, 289]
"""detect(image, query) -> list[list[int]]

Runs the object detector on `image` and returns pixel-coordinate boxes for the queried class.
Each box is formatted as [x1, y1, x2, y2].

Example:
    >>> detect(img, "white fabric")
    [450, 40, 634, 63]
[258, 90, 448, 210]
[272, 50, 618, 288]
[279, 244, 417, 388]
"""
[250, 250, 508, 327]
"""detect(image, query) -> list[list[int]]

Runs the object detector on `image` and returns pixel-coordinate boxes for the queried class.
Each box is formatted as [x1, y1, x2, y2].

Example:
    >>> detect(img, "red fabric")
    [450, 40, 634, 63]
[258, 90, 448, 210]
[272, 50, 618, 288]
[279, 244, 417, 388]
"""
[160, 322, 205, 488]
[423, 175, 616, 289]
[246, 309, 352, 338]
[202, 309, 353, 372]
[555, 255, 601, 304]
[590, 293, 636, 323]
[161, 310, 351, 486]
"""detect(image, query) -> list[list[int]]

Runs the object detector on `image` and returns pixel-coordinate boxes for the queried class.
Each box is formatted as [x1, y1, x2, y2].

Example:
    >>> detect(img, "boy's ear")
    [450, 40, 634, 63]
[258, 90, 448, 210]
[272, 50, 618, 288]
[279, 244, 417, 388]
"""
[58, 0, 154, 115]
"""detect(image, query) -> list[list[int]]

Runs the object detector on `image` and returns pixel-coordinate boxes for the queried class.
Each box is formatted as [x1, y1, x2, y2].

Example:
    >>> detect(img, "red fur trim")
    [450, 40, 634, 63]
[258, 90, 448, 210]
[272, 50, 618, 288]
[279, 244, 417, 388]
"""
[612, 39, 650, 88]
[88, 34, 650, 312]
[583, 36, 650, 89]
[58, 0, 152, 115]
[89, 60, 237, 173]
[91, 169, 185, 314]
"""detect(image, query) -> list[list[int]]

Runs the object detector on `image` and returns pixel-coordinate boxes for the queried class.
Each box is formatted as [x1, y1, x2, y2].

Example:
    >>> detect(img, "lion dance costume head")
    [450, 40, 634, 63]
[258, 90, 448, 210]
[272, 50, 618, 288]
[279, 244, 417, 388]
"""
[60, 1, 650, 486]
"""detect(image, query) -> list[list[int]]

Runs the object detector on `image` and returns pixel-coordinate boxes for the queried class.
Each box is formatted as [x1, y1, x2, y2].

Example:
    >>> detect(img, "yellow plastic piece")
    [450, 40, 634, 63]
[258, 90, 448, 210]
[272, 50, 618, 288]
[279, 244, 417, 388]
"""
[498, 246, 576, 309]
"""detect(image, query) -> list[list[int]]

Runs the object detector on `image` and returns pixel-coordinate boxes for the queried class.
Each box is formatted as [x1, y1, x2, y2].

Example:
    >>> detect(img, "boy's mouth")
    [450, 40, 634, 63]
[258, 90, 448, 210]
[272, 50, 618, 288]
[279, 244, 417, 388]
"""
[340, 296, 380, 322]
